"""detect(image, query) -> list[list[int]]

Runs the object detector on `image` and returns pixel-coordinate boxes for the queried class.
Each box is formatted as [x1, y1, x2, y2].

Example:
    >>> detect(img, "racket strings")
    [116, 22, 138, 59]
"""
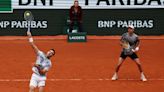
[24, 11, 34, 21]
[24, 11, 34, 32]
[122, 41, 130, 49]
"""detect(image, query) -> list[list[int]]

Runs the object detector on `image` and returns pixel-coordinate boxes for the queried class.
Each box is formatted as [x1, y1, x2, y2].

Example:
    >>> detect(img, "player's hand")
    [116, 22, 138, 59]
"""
[27, 31, 32, 37]
[135, 47, 139, 51]
[39, 69, 47, 75]
[132, 47, 139, 52]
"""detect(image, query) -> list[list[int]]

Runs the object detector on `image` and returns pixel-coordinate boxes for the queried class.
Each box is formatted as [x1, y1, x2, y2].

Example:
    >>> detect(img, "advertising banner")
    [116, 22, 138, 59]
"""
[0, 0, 12, 12]
[1, 0, 164, 13]
[0, 0, 164, 35]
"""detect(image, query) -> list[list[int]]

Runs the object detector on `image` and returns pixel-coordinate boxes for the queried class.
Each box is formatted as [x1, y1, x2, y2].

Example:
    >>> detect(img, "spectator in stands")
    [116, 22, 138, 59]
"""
[69, 0, 83, 33]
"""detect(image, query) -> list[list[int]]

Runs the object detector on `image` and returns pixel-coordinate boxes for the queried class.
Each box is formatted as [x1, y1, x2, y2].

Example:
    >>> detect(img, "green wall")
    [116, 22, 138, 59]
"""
[0, 9, 163, 35]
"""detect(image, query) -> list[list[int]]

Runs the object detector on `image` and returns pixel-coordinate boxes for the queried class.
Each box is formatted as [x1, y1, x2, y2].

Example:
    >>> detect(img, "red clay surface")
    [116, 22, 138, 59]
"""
[0, 36, 164, 92]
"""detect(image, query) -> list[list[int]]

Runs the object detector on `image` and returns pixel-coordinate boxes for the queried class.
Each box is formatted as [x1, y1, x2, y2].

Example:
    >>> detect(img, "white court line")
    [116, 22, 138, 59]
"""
[0, 78, 164, 82]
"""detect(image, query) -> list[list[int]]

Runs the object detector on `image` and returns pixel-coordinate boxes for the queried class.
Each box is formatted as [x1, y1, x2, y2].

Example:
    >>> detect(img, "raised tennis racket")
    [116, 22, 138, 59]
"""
[24, 11, 34, 21]
[24, 11, 34, 32]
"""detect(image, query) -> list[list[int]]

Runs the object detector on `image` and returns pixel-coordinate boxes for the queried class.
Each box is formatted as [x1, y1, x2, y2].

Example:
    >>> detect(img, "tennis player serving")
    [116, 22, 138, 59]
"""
[111, 25, 147, 81]
[27, 31, 55, 92]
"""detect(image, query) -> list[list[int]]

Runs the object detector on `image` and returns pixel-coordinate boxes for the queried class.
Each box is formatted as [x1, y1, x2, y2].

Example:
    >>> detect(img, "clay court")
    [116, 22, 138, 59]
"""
[0, 36, 164, 92]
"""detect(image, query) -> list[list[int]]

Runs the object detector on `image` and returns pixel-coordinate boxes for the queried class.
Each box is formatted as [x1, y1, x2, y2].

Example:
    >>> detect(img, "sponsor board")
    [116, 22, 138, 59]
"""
[97, 20, 154, 28]
[1, 0, 164, 13]
[16, 0, 164, 9]
[0, 9, 163, 35]
[0, 0, 12, 13]
[68, 32, 87, 42]
[0, 21, 47, 28]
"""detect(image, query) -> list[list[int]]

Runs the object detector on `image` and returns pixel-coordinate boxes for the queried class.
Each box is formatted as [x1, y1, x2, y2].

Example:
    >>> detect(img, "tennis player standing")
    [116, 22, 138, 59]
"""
[27, 31, 55, 92]
[111, 25, 147, 81]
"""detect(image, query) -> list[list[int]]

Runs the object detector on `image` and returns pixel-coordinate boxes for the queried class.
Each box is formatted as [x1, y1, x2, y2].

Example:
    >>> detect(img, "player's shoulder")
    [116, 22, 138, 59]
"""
[37, 50, 45, 56]
[122, 32, 128, 37]
[38, 50, 43, 54]
[133, 33, 139, 38]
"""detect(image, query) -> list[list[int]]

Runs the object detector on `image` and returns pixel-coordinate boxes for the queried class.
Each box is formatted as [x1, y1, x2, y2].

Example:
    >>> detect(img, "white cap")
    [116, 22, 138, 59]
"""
[128, 25, 134, 29]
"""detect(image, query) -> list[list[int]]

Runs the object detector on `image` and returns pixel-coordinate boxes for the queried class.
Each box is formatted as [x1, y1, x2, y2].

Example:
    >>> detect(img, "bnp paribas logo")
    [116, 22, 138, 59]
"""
[0, 0, 12, 13]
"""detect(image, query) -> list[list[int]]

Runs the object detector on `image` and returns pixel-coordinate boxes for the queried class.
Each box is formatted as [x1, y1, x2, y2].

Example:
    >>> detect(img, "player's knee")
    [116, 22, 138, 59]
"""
[117, 63, 121, 66]
[135, 61, 141, 66]
[29, 86, 35, 92]
[134, 59, 141, 64]
[29, 89, 34, 92]
[39, 86, 44, 92]
[119, 57, 124, 61]
[117, 60, 124, 66]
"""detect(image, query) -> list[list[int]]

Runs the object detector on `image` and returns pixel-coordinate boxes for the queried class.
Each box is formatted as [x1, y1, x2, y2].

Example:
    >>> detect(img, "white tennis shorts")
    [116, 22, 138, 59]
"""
[29, 73, 47, 88]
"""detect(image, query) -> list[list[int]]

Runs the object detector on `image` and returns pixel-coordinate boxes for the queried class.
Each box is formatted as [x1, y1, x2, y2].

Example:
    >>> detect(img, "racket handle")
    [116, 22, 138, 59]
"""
[27, 26, 30, 32]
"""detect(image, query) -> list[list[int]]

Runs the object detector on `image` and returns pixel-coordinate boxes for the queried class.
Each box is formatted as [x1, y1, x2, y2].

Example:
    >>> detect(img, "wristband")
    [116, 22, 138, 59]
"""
[135, 47, 139, 51]
[29, 37, 33, 42]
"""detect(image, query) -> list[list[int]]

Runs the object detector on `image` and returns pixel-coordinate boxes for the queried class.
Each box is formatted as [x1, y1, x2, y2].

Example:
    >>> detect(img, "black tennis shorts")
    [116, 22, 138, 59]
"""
[120, 52, 139, 60]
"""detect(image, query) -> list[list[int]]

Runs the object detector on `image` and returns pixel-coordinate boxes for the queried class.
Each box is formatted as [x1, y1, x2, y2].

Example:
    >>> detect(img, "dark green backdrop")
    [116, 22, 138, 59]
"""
[0, 9, 163, 35]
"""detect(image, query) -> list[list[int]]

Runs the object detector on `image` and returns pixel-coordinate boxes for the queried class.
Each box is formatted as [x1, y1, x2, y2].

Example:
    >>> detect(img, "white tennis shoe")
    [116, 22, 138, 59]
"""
[141, 73, 147, 82]
[111, 73, 118, 81]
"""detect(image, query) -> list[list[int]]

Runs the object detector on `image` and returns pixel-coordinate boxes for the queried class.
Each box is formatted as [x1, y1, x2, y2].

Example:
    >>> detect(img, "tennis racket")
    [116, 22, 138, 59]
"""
[121, 40, 134, 55]
[24, 11, 34, 32]
[24, 11, 34, 21]
[121, 40, 130, 49]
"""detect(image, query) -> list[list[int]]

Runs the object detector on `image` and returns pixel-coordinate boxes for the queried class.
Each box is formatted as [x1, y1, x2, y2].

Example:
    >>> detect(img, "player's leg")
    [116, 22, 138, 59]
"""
[29, 74, 38, 92]
[38, 80, 46, 92]
[116, 57, 125, 72]
[130, 53, 147, 81]
[39, 86, 45, 92]
[111, 57, 125, 80]
[111, 52, 127, 80]
[134, 58, 143, 72]
[134, 58, 147, 81]
[29, 86, 35, 92]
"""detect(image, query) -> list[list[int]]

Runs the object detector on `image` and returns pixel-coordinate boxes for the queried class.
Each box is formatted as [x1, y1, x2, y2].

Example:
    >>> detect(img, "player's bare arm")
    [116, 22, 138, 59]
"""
[27, 31, 39, 54]
[135, 37, 140, 48]
[132, 37, 140, 52]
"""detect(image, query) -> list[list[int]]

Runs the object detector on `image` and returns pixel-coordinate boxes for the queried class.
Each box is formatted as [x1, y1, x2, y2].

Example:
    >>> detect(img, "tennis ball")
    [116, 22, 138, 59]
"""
[26, 12, 30, 16]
